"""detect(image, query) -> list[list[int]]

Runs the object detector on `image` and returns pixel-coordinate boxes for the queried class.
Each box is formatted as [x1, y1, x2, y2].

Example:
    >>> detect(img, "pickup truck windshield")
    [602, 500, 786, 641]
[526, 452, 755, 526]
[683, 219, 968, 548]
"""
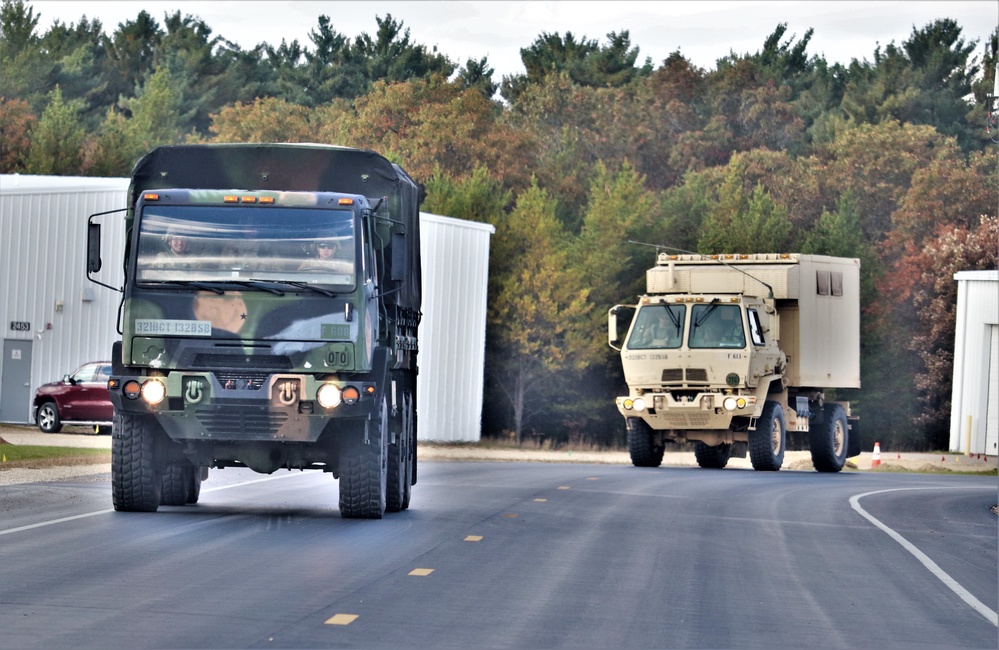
[134, 205, 356, 288]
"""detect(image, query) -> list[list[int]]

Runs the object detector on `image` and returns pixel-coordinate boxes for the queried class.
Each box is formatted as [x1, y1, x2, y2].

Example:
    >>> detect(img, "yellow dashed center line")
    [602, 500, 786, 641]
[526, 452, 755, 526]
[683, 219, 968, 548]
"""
[409, 568, 434, 576]
[465, 535, 483, 542]
[324, 614, 358, 626]
[533, 498, 548, 502]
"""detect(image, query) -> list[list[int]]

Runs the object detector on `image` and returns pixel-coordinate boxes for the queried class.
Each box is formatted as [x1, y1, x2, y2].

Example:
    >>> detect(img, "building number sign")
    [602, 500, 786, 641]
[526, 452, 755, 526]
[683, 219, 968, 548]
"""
[9, 321, 31, 332]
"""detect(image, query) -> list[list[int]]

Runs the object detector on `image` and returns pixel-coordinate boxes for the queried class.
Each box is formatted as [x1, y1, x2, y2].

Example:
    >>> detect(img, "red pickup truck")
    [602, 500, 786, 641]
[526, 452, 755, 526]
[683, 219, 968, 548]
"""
[33, 361, 113, 434]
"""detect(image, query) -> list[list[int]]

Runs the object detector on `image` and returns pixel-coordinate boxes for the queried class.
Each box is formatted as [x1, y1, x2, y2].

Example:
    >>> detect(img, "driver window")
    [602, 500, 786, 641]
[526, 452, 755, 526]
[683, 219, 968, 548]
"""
[748, 309, 766, 346]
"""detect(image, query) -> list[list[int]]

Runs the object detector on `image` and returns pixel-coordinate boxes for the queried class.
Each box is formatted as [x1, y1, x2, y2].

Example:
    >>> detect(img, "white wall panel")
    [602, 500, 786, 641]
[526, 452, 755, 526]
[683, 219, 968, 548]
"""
[949, 270, 999, 454]
[418, 212, 495, 442]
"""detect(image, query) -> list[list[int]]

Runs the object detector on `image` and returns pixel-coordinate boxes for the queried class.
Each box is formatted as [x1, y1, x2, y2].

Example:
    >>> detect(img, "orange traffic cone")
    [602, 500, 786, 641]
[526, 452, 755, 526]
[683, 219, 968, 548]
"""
[871, 442, 882, 468]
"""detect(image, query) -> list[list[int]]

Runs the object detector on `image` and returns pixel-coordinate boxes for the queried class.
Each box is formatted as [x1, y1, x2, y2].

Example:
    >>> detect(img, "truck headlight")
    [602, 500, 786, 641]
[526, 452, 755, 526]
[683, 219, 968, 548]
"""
[317, 383, 342, 409]
[723, 396, 748, 412]
[622, 398, 646, 411]
[141, 379, 166, 405]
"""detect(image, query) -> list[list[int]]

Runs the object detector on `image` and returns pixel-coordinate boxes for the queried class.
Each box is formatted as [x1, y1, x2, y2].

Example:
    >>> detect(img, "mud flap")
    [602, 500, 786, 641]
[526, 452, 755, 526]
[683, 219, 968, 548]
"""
[847, 417, 861, 457]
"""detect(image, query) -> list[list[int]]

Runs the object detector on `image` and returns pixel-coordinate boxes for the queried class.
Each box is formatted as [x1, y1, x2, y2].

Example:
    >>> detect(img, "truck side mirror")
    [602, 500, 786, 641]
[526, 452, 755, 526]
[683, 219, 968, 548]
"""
[87, 222, 102, 273]
[608, 310, 619, 345]
[390, 231, 407, 282]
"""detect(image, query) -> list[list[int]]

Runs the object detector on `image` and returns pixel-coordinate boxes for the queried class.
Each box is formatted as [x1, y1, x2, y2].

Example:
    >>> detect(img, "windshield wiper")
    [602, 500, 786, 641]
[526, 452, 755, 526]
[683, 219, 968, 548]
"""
[663, 305, 682, 331]
[693, 298, 721, 327]
[154, 280, 226, 295]
[151, 279, 287, 295]
[228, 281, 284, 296]
[249, 279, 337, 297]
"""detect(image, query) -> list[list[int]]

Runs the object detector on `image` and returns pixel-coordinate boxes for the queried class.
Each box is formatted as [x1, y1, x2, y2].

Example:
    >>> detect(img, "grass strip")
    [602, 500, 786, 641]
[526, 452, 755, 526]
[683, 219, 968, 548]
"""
[0, 444, 111, 468]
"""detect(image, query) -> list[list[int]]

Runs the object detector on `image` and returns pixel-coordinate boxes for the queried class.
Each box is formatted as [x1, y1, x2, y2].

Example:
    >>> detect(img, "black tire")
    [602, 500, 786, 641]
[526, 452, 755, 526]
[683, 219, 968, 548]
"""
[627, 418, 664, 468]
[160, 463, 190, 506]
[387, 392, 414, 513]
[694, 441, 732, 469]
[339, 398, 388, 519]
[187, 467, 203, 504]
[112, 412, 162, 512]
[96, 425, 112, 435]
[810, 404, 848, 473]
[37, 401, 62, 433]
[749, 400, 785, 472]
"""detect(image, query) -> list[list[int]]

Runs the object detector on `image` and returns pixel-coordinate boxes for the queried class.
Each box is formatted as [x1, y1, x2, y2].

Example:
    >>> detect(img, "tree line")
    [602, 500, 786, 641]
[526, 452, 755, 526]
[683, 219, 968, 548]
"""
[2, 0, 997, 451]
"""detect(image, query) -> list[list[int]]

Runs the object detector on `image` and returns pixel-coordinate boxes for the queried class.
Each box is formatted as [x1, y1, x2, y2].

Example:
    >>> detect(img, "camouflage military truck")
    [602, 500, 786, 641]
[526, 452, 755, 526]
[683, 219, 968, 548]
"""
[87, 144, 422, 518]
[608, 253, 862, 472]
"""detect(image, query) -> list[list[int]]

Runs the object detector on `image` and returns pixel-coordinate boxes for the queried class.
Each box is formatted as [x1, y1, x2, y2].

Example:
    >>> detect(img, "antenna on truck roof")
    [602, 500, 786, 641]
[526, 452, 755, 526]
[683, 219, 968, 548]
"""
[627, 241, 776, 300]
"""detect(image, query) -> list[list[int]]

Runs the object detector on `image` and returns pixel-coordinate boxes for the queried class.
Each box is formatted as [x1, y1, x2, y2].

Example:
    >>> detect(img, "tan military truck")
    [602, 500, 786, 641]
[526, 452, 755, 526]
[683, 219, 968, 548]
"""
[608, 253, 861, 472]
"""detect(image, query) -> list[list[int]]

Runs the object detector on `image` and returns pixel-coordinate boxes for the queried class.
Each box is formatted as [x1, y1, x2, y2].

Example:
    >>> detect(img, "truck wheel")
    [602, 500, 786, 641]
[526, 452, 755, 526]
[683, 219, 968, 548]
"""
[187, 467, 203, 504]
[339, 399, 388, 519]
[37, 402, 62, 433]
[112, 412, 162, 512]
[387, 392, 412, 513]
[809, 404, 848, 473]
[694, 441, 732, 469]
[403, 393, 414, 508]
[160, 463, 191, 506]
[749, 400, 785, 471]
[627, 418, 664, 467]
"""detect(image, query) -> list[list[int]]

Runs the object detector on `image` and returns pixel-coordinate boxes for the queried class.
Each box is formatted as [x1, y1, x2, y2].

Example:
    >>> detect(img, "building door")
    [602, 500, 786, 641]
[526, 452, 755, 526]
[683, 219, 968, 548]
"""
[0, 339, 33, 423]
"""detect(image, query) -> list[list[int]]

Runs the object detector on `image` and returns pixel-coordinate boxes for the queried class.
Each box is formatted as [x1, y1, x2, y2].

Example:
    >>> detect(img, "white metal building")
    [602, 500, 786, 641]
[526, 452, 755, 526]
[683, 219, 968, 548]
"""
[418, 213, 495, 442]
[0, 175, 493, 442]
[949, 270, 999, 455]
[0, 175, 129, 424]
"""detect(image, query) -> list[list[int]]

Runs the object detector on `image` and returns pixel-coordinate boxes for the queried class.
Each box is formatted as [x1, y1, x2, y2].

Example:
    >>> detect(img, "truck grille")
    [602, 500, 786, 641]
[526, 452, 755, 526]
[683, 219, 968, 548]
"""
[662, 369, 683, 382]
[195, 406, 288, 436]
[686, 368, 708, 383]
[214, 371, 269, 390]
[193, 353, 292, 371]
[661, 412, 713, 428]
[661, 368, 708, 384]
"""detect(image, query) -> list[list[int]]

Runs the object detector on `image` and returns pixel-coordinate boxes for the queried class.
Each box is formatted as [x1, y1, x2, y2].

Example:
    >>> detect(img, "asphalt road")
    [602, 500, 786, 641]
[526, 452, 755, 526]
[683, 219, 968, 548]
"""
[0, 462, 995, 649]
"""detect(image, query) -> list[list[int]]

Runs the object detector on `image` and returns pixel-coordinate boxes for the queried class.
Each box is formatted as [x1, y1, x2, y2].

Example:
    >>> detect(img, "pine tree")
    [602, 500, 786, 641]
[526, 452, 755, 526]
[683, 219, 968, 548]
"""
[487, 179, 592, 442]
[25, 85, 85, 174]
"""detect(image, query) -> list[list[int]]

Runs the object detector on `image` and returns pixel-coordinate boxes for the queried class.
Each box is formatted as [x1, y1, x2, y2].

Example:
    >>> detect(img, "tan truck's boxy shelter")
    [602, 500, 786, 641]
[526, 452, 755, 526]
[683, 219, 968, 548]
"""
[647, 253, 861, 389]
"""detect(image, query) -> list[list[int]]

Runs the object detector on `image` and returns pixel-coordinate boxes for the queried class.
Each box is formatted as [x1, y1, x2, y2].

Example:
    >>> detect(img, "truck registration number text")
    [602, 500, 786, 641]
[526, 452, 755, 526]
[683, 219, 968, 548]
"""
[135, 319, 212, 336]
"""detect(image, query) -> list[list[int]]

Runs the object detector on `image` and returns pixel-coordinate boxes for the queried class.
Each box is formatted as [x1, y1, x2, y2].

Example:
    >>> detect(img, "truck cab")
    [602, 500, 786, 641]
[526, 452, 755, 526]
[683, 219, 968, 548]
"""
[614, 293, 786, 434]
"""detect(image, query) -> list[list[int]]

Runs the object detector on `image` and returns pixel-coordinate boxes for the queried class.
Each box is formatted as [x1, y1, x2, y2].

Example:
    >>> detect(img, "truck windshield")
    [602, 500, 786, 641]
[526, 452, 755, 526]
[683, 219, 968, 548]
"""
[134, 205, 356, 288]
[627, 304, 685, 349]
[688, 303, 746, 349]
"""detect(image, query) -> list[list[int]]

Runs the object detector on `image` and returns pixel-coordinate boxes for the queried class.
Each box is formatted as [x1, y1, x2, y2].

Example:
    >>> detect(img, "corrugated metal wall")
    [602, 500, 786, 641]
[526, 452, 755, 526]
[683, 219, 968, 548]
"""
[1, 178, 494, 441]
[418, 212, 495, 442]
[1, 175, 129, 422]
[949, 270, 999, 455]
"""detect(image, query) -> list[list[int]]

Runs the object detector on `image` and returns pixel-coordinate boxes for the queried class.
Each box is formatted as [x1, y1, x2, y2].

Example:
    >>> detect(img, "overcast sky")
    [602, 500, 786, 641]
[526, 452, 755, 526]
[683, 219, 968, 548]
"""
[30, 1, 998, 79]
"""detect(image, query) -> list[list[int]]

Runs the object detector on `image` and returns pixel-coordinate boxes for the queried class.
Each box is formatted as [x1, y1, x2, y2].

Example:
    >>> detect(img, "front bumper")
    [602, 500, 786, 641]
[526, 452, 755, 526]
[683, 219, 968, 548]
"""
[616, 391, 760, 430]
[110, 370, 376, 442]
